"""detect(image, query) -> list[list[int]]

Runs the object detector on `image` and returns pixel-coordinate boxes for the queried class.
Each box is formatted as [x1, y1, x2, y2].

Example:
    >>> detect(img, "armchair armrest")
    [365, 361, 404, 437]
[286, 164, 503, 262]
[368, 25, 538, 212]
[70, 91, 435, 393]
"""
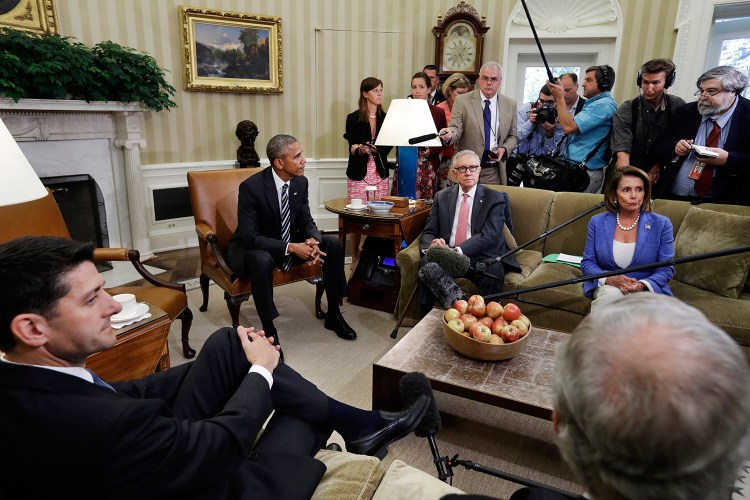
[93, 248, 185, 292]
[194, 222, 235, 277]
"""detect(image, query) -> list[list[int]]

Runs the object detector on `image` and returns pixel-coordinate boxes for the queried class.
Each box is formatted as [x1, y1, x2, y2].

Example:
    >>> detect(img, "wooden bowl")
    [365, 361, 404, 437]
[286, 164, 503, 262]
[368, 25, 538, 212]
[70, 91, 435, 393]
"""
[442, 317, 532, 361]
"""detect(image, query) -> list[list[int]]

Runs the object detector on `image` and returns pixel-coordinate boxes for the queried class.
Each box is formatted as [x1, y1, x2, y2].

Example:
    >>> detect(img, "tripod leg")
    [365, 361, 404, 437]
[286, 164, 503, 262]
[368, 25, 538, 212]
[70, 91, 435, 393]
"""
[391, 284, 419, 339]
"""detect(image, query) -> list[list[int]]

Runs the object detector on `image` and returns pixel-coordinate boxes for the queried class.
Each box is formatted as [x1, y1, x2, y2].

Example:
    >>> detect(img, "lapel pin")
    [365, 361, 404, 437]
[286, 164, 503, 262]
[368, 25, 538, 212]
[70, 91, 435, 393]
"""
[645, 224, 651, 229]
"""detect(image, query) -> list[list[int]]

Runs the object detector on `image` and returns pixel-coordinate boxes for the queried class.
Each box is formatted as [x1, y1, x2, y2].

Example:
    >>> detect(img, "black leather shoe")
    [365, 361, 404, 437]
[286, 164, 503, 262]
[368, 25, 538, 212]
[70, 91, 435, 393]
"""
[324, 312, 357, 340]
[346, 394, 429, 459]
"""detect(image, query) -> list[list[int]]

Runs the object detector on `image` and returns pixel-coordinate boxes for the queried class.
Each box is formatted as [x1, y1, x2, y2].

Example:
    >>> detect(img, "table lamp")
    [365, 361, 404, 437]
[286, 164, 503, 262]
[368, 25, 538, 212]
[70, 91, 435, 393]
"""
[374, 99, 442, 199]
[0, 117, 46, 206]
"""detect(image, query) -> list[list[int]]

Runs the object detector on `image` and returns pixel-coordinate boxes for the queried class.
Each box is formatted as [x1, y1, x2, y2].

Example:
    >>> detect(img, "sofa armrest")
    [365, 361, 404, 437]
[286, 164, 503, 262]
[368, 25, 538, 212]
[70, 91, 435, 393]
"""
[394, 237, 423, 327]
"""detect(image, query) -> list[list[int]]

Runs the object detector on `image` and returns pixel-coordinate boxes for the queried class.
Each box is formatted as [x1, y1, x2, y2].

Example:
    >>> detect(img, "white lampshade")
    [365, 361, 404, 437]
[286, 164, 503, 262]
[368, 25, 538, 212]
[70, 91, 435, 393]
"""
[0, 117, 46, 207]
[374, 99, 443, 147]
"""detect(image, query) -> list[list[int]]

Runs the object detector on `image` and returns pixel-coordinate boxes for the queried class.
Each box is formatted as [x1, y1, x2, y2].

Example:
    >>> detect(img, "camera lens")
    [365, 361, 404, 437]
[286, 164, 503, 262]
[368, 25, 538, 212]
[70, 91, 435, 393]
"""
[535, 106, 557, 125]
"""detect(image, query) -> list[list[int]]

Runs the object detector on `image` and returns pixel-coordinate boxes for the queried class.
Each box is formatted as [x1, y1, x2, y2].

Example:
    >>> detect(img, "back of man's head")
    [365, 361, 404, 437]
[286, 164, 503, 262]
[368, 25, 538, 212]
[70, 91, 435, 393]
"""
[0, 236, 95, 353]
[555, 294, 750, 500]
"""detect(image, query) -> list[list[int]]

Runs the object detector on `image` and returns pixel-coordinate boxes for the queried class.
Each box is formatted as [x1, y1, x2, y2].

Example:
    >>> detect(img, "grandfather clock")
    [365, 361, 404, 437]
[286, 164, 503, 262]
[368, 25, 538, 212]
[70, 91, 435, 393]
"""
[433, 2, 490, 81]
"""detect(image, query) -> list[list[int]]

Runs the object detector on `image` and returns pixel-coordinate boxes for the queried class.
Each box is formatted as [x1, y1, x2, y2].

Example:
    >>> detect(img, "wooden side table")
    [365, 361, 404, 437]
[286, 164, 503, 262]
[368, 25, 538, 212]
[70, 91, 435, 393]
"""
[324, 199, 431, 313]
[87, 303, 171, 381]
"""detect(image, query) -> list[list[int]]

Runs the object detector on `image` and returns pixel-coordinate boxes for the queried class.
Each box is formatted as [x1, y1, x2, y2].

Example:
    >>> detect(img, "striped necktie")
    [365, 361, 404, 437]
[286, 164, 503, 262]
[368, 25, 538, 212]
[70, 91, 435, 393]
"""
[280, 184, 293, 272]
[86, 369, 116, 392]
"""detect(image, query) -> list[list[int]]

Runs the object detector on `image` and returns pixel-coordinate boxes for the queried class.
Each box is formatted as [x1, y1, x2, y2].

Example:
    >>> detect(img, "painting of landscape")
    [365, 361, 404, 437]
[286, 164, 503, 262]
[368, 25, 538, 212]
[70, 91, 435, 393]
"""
[194, 22, 270, 80]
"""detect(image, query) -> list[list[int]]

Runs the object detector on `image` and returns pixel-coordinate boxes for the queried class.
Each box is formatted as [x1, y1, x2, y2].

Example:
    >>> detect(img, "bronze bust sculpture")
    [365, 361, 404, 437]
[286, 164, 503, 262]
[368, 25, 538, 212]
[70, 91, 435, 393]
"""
[235, 120, 260, 168]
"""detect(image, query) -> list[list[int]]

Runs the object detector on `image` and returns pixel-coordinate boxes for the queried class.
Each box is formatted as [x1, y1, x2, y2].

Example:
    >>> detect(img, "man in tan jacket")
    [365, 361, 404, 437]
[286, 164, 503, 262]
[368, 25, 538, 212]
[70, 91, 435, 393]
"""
[440, 62, 518, 185]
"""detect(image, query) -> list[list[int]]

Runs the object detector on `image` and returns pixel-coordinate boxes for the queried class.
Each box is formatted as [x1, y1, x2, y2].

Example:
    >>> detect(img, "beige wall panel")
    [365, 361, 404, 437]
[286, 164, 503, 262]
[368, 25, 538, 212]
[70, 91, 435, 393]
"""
[54, 0, 679, 166]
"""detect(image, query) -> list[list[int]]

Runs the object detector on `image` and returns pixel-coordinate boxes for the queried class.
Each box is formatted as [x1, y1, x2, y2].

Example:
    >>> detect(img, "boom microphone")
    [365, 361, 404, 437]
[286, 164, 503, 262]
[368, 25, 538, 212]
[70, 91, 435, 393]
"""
[399, 372, 451, 482]
[418, 262, 465, 309]
[426, 247, 470, 278]
[409, 133, 439, 145]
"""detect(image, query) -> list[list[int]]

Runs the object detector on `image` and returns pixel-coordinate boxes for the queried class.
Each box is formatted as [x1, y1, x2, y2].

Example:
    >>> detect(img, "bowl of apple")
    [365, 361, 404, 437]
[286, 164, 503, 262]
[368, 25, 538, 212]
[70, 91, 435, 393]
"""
[441, 295, 532, 361]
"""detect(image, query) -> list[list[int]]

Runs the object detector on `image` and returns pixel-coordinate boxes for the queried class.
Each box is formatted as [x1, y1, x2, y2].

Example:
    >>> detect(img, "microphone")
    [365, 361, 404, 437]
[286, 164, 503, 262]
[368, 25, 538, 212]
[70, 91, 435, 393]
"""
[426, 246, 503, 281]
[399, 372, 451, 482]
[408, 131, 448, 145]
[418, 262, 465, 309]
[426, 247, 470, 278]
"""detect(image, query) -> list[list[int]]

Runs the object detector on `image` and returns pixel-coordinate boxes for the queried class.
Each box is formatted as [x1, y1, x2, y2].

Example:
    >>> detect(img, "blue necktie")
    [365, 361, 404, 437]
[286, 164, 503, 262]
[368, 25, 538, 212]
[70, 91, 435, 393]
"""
[87, 369, 116, 392]
[483, 99, 492, 153]
[280, 184, 293, 272]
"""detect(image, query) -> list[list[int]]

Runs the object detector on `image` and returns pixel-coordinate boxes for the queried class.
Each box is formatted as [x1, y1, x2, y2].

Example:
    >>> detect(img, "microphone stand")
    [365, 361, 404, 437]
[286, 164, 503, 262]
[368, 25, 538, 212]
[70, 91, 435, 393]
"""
[390, 200, 605, 338]
[484, 243, 750, 302]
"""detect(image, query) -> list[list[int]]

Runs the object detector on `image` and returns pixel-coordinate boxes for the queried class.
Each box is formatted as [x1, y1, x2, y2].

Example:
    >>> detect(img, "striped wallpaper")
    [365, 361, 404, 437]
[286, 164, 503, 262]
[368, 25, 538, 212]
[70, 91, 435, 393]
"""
[55, 0, 679, 166]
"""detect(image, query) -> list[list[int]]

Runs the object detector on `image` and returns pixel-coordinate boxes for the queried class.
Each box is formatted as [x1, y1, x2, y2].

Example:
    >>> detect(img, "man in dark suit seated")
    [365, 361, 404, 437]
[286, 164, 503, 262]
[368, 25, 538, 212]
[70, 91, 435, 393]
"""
[0, 236, 430, 500]
[228, 134, 356, 344]
[418, 149, 519, 313]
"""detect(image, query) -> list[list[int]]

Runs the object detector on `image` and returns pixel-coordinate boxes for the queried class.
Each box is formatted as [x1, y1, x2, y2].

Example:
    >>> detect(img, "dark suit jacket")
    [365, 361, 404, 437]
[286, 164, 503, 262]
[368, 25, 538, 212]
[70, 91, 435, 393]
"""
[654, 95, 750, 205]
[581, 211, 674, 297]
[343, 110, 392, 180]
[0, 357, 326, 499]
[420, 184, 519, 272]
[228, 167, 322, 275]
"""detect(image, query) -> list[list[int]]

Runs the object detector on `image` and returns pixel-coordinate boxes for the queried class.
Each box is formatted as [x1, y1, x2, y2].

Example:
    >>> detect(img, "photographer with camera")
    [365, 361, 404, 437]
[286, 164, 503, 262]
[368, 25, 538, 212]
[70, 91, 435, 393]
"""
[507, 85, 564, 186]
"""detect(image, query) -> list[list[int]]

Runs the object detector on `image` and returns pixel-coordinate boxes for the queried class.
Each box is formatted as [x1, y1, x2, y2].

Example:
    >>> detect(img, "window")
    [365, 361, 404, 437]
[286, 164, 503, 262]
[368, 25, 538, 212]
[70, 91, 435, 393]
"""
[707, 4, 750, 98]
[522, 66, 581, 103]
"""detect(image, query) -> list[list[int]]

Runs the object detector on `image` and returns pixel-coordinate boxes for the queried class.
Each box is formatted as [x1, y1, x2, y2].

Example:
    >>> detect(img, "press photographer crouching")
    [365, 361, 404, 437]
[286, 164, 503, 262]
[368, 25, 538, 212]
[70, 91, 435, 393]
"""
[507, 84, 564, 187]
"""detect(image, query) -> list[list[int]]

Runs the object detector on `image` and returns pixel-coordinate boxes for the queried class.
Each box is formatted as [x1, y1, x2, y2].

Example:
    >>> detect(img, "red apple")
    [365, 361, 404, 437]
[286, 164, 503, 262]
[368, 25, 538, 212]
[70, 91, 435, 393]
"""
[490, 317, 508, 336]
[460, 314, 477, 331]
[511, 319, 529, 337]
[469, 323, 492, 342]
[486, 301, 504, 319]
[479, 316, 494, 328]
[467, 294, 486, 318]
[452, 299, 468, 315]
[444, 308, 461, 322]
[446, 319, 465, 335]
[502, 303, 522, 322]
[501, 324, 520, 343]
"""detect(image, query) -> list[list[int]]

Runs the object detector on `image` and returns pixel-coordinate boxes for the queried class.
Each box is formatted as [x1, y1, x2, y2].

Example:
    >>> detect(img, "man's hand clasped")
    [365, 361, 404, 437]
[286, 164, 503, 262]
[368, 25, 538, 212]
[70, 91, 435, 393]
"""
[236, 326, 280, 372]
[289, 238, 326, 266]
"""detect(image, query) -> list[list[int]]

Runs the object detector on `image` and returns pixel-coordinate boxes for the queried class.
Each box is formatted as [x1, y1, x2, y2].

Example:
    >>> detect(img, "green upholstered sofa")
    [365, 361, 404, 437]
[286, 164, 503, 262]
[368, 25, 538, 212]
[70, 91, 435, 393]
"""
[395, 185, 750, 355]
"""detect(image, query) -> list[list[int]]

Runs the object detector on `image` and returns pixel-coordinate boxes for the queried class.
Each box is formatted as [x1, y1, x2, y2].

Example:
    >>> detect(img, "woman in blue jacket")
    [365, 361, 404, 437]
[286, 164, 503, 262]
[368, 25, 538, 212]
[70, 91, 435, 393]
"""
[582, 166, 674, 312]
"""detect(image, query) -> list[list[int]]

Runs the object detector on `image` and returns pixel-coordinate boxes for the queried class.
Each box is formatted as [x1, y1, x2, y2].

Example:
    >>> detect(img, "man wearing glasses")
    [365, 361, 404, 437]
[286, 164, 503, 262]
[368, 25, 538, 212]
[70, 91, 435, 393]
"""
[655, 66, 750, 206]
[612, 59, 686, 188]
[439, 62, 518, 185]
[418, 150, 519, 313]
[515, 84, 565, 157]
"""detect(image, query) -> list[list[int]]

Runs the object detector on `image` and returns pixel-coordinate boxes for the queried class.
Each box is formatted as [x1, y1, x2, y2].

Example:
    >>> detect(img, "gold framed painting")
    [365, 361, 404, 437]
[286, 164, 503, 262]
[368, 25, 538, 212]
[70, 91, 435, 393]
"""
[0, 0, 57, 34]
[179, 6, 282, 94]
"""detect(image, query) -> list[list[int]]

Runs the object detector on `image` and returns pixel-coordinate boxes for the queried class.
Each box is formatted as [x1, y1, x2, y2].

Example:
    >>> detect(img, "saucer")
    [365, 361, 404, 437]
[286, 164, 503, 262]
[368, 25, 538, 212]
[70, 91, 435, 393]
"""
[345, 204, 366, 211]
[111, 302, 149, 323]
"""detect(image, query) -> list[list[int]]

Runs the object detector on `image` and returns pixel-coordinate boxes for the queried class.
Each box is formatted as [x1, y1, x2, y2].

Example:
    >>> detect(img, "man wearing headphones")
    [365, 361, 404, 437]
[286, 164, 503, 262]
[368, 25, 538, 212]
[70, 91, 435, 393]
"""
[548, 65, 618, 193]
[612, 59, 686, 189]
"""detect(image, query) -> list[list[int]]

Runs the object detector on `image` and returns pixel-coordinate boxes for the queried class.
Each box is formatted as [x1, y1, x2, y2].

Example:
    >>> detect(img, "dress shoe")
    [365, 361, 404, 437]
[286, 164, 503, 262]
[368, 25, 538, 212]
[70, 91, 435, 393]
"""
[324, 312, 357, 340]
[346, 394, 429, 459]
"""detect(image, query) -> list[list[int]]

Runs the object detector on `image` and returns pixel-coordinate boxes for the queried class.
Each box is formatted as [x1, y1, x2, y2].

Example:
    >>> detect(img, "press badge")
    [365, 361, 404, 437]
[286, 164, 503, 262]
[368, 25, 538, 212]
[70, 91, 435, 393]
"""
[689, 161, 705, 180]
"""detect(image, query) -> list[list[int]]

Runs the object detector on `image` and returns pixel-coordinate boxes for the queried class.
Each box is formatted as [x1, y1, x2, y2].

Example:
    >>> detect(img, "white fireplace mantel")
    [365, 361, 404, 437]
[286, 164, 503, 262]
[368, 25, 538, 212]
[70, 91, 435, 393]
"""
[0, 98, 153, 259]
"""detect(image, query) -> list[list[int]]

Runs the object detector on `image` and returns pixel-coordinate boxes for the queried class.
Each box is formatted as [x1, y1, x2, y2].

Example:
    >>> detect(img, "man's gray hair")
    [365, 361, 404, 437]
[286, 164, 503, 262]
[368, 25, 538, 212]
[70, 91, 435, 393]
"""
[266, 134, 299, 164]
[451, 150, 480, 170]
[480, 61, 502, 76]
[555, 294, 750, 500]
[697, 66, 748, 94]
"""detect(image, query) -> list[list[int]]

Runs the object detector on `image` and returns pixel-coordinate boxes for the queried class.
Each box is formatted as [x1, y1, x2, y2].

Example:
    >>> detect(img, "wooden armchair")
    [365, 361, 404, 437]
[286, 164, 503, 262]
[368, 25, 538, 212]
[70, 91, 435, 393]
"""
[187, 168, 324, 328]
[0, 190, 195, 358]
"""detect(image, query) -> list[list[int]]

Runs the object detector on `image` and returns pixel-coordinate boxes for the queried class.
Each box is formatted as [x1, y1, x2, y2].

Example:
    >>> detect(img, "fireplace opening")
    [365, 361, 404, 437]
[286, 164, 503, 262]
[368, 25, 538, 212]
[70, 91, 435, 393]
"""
[41, 175, 113, 272]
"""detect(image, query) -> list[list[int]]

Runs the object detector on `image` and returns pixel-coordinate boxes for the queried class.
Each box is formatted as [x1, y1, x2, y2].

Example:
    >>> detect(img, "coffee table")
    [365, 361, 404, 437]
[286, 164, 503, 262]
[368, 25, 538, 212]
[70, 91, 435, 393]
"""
[372, 308, 567, 420]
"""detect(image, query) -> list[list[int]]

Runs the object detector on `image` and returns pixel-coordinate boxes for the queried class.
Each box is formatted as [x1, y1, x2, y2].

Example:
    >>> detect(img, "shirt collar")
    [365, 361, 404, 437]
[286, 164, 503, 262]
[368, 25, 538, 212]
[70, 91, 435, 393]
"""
[480, 91, 498, 106]
[0, 354, 94, 382]
[271, 167, 288, 191]
[703, 94, 739, 129]
[457, 183, 478, 199]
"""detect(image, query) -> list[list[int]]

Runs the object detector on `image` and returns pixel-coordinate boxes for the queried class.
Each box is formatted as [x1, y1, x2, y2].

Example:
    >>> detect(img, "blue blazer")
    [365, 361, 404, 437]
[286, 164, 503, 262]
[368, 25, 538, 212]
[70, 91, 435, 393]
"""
[581, 211, 674, 297]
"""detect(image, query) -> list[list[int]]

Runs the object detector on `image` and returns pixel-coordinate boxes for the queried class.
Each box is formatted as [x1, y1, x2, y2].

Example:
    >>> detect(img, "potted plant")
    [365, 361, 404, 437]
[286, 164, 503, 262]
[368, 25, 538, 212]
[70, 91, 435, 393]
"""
[0, 27, 176, 111]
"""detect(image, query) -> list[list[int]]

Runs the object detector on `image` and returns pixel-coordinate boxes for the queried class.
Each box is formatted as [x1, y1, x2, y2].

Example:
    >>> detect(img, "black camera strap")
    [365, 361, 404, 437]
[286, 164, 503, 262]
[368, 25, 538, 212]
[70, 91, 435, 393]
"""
[556, 133, 611, 169]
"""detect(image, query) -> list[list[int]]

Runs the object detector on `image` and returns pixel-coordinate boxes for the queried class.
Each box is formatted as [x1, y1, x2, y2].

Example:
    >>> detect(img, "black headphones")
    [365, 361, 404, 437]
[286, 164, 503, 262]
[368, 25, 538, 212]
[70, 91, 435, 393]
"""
[597, 65, 612, 92]
[636, 66, 676, 88]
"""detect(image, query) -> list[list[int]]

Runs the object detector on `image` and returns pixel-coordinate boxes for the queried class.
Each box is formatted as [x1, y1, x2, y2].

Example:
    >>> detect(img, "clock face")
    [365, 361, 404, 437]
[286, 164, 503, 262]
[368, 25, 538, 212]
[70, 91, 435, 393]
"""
[441, 21, 477, 72]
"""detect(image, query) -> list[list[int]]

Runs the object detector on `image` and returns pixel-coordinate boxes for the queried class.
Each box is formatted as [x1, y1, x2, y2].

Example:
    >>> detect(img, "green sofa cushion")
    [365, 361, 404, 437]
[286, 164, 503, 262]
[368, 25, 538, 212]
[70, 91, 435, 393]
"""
[312, 449, 385, 499]
[673, 206, 750, 299]
[515, 262, 590, 315]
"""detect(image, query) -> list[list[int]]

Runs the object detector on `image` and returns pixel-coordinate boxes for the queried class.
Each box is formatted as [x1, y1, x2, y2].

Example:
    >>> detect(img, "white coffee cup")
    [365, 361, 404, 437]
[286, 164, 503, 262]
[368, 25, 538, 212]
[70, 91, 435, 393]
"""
[350, 198, 364, 207]
[113, 293, 137, 317]
[364, 185, 377, 203]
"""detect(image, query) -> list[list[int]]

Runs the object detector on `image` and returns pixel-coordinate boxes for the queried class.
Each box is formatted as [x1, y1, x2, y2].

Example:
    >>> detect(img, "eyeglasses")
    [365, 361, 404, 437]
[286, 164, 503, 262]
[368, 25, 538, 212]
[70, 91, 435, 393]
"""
[453, 165, 480, 173]
[479, 76, 500, 83]
[694, 88, 725, 97]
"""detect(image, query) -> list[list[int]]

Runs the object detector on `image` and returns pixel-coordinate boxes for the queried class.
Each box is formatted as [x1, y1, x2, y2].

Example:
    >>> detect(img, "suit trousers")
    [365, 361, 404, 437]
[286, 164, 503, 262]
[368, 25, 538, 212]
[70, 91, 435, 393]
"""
[240, 235, 347, 323]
